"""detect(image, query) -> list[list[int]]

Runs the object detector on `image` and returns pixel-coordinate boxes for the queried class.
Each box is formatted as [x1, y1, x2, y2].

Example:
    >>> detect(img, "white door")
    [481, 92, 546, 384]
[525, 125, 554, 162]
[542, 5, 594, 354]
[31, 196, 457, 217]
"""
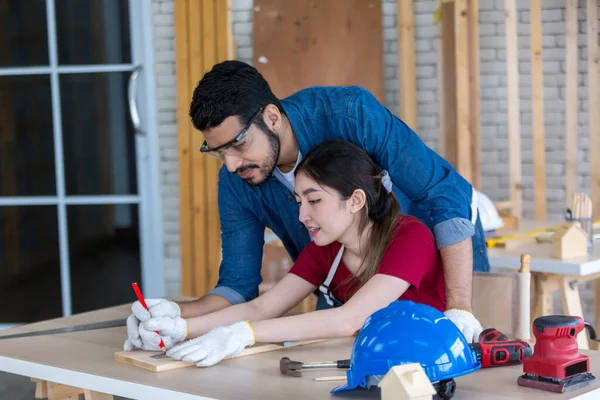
[0, 0, 164, 327]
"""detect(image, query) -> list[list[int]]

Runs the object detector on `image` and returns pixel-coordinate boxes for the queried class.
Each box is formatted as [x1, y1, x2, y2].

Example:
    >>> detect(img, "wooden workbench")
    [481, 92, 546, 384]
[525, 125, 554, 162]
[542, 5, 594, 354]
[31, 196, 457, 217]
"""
[1, 303, 600, 399]
[487, 220, 600, 349]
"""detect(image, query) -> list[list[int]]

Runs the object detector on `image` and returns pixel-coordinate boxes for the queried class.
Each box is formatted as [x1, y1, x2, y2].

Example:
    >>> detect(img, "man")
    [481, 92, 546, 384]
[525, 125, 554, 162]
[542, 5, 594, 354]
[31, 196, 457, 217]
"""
[127, 60, 489, 348]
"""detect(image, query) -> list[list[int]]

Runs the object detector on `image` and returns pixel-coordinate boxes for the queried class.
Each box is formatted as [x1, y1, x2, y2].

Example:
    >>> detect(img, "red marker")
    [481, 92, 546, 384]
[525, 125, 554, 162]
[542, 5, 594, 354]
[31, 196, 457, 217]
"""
[132, 282, 166, 351]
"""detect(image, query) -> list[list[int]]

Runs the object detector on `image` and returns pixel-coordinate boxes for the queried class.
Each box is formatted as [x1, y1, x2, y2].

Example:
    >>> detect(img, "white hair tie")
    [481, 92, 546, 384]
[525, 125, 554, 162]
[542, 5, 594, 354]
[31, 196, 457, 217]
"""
[381, 170, 393, 193]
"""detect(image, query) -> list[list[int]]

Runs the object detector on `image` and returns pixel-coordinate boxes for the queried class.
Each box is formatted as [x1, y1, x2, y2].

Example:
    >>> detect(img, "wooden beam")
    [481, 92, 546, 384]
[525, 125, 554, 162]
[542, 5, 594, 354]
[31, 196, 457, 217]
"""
[468, 0, 481, 190]
[588, 0, 600, 215]
[565, 0, 578, 205]
[175, 0, 195, 296]
[189, 0, 208, 296]
[203, 0, 224, 292]
[504, 0, 522, 219]
[397, 0, 417, 130]
[454, 0, 472, 183]
[437, 1, 457, 165]
[530, 0, 547, 220]
[176, 0, 231, 296]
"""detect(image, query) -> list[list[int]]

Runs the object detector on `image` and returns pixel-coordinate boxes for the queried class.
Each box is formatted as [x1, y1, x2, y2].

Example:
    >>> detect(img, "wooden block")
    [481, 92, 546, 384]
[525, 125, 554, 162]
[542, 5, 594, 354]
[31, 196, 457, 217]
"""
[496, 236, 537, 249]
[31, 378, 48, 399]
[47, 382, 84, 400]
[496, 210, 519, 233]
[114, 340, 326, 372]
[84, 389, 114, 400]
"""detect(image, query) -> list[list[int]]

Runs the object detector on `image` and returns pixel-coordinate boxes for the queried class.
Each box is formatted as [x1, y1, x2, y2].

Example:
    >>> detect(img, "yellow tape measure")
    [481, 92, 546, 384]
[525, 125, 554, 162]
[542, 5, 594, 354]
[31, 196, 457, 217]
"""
[485, 228, 557, 248]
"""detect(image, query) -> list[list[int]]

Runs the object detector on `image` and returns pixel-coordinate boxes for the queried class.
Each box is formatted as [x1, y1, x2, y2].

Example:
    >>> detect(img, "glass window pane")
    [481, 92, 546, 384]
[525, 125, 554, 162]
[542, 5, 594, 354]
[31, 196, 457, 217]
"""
[0, 0, 49, 67]
[0, 75, 56, 196]
[60, 72, 137, 195]
[0, 206, 62, 323]
[69, 204, 140, 314]
[55, 0, 131, 65]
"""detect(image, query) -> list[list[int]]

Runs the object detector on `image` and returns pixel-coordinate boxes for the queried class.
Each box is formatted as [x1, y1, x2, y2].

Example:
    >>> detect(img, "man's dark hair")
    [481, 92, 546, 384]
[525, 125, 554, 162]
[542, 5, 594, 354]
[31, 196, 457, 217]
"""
[189, 60, 286, 132]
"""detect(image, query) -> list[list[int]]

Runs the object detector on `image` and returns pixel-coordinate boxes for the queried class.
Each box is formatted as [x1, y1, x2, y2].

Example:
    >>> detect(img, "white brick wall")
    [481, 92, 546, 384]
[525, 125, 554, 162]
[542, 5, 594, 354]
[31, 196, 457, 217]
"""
[152, 0, 181, 296]
[155, 0, 598, 318]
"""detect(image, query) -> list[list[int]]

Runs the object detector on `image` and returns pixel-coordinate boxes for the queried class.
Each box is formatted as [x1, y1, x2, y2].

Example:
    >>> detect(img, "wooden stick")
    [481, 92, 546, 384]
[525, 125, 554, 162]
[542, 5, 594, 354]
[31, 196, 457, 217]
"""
[437, 1, 457, 166]
[468, 0, 481, 190]
[454, 0, 472, 183]
[530, 0, 547, 220]
[504, 0, 522, 219]
[516, 254, 531, 341]
[397, 0, 417, 130]
[588, 0, 600, 216]
[314, 376, 347, 382]
[565, 0, 578, 204]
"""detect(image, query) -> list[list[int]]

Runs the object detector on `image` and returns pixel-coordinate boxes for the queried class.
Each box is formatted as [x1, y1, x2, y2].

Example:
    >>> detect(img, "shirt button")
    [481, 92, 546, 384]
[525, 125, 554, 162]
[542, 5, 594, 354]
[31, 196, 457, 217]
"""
[299, 224, 304, 229]
[288, 195, 293, 200]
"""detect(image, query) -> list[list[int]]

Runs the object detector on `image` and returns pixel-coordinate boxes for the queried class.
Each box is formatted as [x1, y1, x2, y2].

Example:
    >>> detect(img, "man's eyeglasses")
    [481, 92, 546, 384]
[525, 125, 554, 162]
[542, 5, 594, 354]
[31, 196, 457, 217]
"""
[200, 107, 264, 159]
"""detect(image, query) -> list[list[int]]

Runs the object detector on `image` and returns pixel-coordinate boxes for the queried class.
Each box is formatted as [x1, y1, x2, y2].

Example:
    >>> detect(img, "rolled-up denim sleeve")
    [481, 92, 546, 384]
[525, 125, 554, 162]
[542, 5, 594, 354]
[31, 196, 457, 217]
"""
[348, 88, 474, 248]
[205, 168, 265, 303]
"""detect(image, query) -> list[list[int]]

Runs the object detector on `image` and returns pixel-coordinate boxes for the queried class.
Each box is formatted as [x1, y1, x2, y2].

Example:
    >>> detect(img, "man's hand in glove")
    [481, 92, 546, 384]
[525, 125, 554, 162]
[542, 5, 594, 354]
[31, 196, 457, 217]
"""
[444, 309, 483, 343]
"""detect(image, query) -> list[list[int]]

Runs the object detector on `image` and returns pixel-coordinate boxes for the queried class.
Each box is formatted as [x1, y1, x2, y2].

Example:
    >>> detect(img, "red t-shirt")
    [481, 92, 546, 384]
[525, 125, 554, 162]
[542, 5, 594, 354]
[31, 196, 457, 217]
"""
[289, 216, 446, 311]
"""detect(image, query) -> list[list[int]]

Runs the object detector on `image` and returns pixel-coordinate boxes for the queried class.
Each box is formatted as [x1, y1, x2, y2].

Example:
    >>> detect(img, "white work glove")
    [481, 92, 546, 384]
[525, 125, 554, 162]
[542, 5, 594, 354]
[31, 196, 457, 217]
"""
[123, 298, 182, 351]
[134, 318, 187, 351]
[166, 321, 256, 367]
[444, 309, 483, 343]
[132, 298, 181, 322]
[123, 313, 143, 351]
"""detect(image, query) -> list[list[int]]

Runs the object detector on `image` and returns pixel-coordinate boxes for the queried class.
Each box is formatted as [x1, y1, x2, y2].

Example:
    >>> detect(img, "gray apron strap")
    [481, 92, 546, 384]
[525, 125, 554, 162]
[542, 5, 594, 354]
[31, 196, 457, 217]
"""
[318, 244, 345, 306]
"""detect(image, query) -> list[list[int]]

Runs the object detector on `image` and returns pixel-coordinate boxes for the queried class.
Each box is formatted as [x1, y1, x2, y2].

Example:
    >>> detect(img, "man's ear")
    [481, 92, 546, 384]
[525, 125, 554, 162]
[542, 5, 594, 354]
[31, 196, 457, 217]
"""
[264, 104, 281, 131]
[349, 189, 367, 214]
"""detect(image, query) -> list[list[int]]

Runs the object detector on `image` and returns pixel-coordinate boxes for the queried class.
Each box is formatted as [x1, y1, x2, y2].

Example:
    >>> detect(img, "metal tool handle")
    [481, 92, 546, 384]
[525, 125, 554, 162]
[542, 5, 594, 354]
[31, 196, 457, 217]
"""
[302, 361, 338, 369]
[128, 65, 143, 136]
[302, 359, 351, 369]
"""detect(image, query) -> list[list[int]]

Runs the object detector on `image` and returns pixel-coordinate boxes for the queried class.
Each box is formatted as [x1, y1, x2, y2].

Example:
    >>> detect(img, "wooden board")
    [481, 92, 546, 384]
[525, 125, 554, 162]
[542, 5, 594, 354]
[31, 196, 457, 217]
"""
[114, 340, 325, 372]
[253, 0, 384, 102]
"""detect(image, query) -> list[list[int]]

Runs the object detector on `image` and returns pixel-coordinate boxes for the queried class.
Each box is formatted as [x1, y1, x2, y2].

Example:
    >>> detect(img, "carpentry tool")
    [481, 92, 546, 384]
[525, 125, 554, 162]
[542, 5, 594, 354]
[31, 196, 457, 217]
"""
[0, 318, 127, 340]
[471, 328, 532, 368]
[517, 315, 600, 393]
[280, 356, 350, 377]
[132, 282, 166, 351]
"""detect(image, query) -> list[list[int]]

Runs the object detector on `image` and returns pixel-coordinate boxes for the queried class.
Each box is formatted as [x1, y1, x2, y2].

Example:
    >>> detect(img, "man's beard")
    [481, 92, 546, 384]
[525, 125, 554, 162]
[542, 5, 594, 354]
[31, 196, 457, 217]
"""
[237, 128, 280, 186]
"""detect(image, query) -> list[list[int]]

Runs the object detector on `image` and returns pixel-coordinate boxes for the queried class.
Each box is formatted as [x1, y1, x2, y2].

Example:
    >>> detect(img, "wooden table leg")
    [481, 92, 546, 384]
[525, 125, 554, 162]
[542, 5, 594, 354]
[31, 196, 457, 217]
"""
[559, 276, 590, 349]
[531, 273, 556, 317]
[84, 389, 114, 400]
[594, 279, 600, 350]
[31, 378, 48, 399]
[46, 382, 84, 400]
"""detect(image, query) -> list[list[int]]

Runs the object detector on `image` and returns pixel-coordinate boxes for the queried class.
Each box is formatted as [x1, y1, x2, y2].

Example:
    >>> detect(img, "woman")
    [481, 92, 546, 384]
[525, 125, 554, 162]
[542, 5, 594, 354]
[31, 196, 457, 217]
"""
[127, 140, 445, 367]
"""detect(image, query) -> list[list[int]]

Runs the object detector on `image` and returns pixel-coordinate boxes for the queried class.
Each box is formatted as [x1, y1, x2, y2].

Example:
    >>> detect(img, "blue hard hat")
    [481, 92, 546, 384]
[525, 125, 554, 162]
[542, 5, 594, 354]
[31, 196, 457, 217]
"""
[332, 300, 481, 393]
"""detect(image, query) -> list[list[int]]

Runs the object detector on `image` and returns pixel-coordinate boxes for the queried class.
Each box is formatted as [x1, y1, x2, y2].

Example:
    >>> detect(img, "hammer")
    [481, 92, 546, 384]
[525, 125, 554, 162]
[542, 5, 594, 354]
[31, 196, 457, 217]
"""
[279, 357, 351, 377]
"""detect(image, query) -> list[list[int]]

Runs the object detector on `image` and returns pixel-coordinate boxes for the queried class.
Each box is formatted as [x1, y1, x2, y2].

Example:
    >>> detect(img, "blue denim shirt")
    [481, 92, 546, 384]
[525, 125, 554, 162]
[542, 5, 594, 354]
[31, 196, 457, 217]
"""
[207, 86, 487, 304]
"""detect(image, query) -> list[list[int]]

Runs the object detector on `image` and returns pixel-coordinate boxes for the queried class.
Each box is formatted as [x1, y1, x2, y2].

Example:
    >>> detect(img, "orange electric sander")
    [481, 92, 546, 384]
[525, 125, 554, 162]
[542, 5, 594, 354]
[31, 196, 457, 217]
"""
[518, 315, 600, 393]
